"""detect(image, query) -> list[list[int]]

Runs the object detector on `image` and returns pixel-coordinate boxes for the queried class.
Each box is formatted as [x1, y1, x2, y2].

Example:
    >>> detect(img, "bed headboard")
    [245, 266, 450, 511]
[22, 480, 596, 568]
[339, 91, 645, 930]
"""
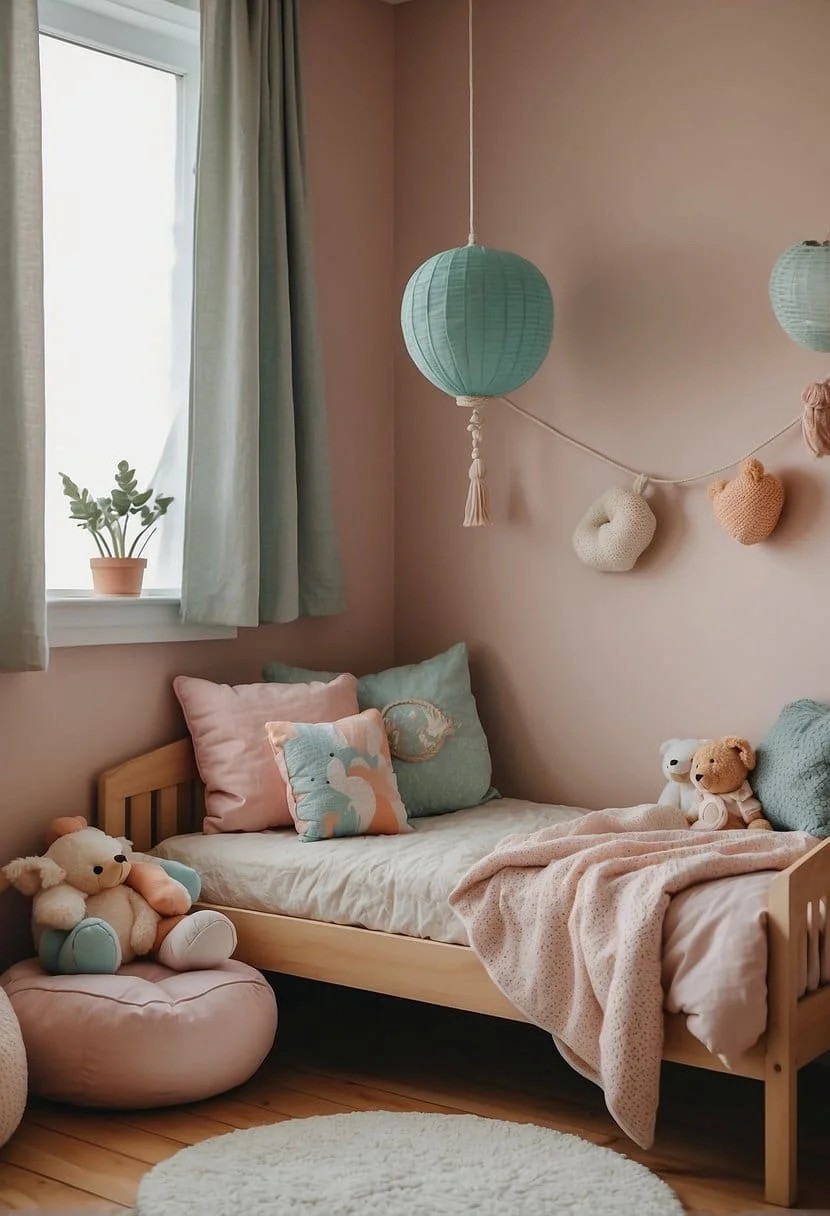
[97, 739, 204, 851]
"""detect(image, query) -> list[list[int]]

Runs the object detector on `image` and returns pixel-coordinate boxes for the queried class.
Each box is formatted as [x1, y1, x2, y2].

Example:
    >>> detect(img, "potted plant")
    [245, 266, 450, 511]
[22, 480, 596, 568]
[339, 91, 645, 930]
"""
[60, 461, 174, 596]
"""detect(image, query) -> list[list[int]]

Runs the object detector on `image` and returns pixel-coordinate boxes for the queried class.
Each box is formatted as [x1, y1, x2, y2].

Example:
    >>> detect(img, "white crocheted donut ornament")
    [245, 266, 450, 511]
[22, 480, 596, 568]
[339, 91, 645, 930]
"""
[572, 477, 657, 573]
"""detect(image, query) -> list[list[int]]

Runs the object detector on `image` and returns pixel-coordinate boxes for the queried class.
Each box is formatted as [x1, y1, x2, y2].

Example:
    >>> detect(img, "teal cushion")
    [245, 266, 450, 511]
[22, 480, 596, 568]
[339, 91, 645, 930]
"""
[263, 643, 495, 817]
[264, 660, 339, 684]
[754, 699, 830, 836]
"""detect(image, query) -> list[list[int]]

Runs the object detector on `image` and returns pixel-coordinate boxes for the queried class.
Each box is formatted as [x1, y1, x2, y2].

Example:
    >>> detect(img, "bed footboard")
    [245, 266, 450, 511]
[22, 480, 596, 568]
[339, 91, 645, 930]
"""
[764, 835, 830, 1206]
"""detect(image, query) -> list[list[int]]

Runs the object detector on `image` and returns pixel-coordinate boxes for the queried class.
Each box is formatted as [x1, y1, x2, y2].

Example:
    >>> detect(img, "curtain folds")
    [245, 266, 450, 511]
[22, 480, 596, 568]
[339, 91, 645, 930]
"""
[182, 0, 344, 627]
[0, 0, 47, 672]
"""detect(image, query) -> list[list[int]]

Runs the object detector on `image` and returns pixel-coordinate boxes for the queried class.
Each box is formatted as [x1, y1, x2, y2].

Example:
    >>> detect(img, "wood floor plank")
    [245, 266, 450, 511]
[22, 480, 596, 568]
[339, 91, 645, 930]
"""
[277, 1068, 461, 1115]
[27, 1106, 183, 1165]
[182, 1096, 291, 1130]
[230, 1081, 353, 1119]
[104, 1108, 242, 1146]
[0, 1125, 144, 1206]
[277, 1063, 616, 1143]
[0, 1161, 126, 1213]
[291, 1062, 618, 1145]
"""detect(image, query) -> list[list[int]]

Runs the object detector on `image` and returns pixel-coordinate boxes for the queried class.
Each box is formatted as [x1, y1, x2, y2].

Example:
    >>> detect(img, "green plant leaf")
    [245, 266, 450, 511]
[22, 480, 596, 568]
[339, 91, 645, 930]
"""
[59, 472, 81, 500]
[110, 489, 131, 514]
[61, 461, 172, 558]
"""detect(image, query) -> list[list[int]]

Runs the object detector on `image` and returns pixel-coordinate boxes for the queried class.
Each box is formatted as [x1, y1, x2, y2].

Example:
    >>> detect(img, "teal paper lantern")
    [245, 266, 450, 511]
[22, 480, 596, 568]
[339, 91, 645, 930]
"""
[401, 243, 553, 526]
[401, 244, 553, 397]
[769, 240, 830, 352]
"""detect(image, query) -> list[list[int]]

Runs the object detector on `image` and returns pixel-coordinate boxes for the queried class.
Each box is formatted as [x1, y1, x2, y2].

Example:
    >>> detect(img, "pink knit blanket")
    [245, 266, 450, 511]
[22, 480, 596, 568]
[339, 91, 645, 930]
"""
[448, 804, 815, 1147]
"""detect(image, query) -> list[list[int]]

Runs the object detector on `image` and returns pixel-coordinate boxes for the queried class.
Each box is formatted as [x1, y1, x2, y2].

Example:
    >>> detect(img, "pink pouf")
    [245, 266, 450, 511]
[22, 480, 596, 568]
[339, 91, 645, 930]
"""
[1, 959, 277, 1108]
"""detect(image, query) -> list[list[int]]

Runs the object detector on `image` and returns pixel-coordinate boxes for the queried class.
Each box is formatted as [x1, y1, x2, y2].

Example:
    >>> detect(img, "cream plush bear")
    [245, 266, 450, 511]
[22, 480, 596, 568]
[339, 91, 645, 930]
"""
[2, 819, 236, 974]
[658, 738, 705, 814]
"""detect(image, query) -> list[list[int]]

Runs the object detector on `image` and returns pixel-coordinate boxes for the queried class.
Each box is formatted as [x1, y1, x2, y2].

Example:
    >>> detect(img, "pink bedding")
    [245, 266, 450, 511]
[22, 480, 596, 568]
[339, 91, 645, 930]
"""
[449, 804, 819, 1148]
[664, 868, 830, 1062]
[663, 870, 773, 1061]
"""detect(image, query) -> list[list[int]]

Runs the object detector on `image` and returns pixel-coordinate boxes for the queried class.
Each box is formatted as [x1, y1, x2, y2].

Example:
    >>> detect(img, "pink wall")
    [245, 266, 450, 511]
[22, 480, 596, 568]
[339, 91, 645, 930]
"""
[0, 0, 395, 969]
[394, 0, 830, 808]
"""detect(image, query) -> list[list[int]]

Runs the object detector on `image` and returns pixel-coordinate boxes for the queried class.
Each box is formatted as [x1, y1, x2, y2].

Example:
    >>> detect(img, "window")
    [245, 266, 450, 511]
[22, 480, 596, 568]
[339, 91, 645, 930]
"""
[39, 0, 199, 597]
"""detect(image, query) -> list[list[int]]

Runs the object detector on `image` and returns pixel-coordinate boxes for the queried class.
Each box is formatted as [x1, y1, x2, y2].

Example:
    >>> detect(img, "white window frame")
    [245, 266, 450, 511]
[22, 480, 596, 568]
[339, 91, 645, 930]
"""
[39, 0, 234, 646]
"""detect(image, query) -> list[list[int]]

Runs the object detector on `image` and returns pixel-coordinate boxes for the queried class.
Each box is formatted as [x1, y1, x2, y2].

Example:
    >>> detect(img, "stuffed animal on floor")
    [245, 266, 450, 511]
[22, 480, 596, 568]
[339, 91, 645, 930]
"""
[658, 738, 704, 814]
[1, 816, 237, 975]
[687, 737, 772, 831]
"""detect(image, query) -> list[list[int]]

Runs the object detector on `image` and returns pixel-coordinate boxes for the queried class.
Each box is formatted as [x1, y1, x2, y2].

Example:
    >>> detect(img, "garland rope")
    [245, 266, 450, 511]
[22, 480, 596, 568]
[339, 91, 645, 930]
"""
[499, 395, 801, 487]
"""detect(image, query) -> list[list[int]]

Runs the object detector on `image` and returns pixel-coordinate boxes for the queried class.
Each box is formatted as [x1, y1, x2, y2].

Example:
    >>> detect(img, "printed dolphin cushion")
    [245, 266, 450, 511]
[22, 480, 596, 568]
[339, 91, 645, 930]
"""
[266, 709, 412, 842]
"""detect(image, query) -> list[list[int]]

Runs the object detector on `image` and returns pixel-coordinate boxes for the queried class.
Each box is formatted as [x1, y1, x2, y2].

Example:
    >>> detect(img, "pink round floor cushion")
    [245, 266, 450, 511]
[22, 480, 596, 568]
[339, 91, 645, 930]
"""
[0, 959, 277, 1108]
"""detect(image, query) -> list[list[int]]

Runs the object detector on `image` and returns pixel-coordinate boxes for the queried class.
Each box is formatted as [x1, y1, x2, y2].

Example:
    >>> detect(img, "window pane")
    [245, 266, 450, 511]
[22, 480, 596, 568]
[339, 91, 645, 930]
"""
[41, 35, 185, 590]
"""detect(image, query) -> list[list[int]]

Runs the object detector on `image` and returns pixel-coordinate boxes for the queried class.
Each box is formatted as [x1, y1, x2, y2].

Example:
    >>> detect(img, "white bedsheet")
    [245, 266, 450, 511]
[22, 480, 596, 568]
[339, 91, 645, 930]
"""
[152, 799, 583, 945]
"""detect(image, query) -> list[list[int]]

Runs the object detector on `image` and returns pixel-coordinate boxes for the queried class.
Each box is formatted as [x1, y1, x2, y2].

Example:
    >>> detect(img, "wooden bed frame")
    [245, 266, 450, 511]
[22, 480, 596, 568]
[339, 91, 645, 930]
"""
[98, 738, 830, 1208]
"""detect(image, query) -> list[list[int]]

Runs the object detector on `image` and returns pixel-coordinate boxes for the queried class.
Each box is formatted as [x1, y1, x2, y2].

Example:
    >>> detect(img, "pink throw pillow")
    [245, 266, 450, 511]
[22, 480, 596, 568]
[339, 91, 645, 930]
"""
[173, 674, 359, 832]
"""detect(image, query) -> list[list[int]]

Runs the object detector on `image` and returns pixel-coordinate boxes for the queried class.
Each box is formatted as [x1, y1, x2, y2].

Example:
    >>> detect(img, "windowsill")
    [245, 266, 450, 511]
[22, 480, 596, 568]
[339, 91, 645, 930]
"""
[47, 590, 237, 648]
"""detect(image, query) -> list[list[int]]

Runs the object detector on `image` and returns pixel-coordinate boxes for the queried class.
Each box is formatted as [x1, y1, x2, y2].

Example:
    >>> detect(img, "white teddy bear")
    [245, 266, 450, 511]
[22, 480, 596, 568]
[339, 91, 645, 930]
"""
[658, 738, 705, 814]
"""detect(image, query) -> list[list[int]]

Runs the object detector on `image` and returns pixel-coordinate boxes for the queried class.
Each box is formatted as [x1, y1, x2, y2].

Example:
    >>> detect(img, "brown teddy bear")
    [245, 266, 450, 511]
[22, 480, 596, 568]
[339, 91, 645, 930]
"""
[687, 736, 772, 831]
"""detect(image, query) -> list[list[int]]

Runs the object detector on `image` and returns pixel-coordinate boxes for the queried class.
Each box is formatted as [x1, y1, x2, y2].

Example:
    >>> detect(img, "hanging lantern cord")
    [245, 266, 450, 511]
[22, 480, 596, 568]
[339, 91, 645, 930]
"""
[467, 0, 476, 246]
[459, 1, 488, 528]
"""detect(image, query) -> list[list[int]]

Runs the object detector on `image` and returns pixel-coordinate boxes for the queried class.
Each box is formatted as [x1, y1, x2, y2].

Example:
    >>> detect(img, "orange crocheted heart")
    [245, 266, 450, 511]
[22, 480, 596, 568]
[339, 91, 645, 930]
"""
[709, 459, 784, 545]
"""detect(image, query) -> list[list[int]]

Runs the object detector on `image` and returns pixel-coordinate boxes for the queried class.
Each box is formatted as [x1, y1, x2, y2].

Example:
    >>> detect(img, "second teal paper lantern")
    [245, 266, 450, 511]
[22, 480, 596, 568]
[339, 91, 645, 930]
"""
[769, 241, 830, 352]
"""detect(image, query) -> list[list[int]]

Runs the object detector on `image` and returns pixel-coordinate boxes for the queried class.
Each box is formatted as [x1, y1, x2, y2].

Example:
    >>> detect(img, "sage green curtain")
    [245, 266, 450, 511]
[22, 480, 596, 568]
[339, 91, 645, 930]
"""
[182, 0, 344, 627]
[0, 0, 47, 671]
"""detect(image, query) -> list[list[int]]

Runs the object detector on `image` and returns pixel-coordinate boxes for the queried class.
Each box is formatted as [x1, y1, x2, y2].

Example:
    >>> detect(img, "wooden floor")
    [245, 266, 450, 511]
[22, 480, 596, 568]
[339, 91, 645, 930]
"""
[1, 976, 829, 1214]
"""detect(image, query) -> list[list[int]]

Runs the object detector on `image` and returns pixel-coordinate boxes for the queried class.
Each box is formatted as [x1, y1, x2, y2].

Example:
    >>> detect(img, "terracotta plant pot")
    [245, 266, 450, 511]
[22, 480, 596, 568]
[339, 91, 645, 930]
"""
[90, 557, 147, 596]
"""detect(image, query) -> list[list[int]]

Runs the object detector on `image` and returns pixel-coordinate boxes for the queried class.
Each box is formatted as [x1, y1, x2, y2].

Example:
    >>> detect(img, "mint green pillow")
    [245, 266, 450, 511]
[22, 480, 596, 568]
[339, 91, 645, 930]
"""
[263, 643, 495, 817]
[264, 660, 339, 684]
[754, 699, 830, 836]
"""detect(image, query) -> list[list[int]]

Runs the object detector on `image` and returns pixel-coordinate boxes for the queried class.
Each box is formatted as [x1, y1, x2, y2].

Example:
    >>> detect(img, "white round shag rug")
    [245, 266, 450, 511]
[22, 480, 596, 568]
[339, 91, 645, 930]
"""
[134, 1111, 683, 1216]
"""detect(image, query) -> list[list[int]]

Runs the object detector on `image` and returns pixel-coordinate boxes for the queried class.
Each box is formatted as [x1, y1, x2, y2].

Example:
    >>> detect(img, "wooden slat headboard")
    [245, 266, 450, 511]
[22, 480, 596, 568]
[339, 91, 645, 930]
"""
[97, 738, 204, 851]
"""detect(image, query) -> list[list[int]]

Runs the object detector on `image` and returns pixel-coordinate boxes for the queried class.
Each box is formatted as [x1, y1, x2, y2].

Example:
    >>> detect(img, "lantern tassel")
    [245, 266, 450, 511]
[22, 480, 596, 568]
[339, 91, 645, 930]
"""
[801, 378, 830, 457]
[464, 458, 490, 527]
[458, 399, 491, 526]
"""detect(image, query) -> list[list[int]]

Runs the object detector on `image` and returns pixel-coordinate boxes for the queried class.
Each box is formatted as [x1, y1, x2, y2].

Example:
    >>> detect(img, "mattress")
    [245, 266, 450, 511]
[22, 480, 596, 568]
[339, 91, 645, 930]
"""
[152, 798, 781, 1060]
[153, 799, 581, 945]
